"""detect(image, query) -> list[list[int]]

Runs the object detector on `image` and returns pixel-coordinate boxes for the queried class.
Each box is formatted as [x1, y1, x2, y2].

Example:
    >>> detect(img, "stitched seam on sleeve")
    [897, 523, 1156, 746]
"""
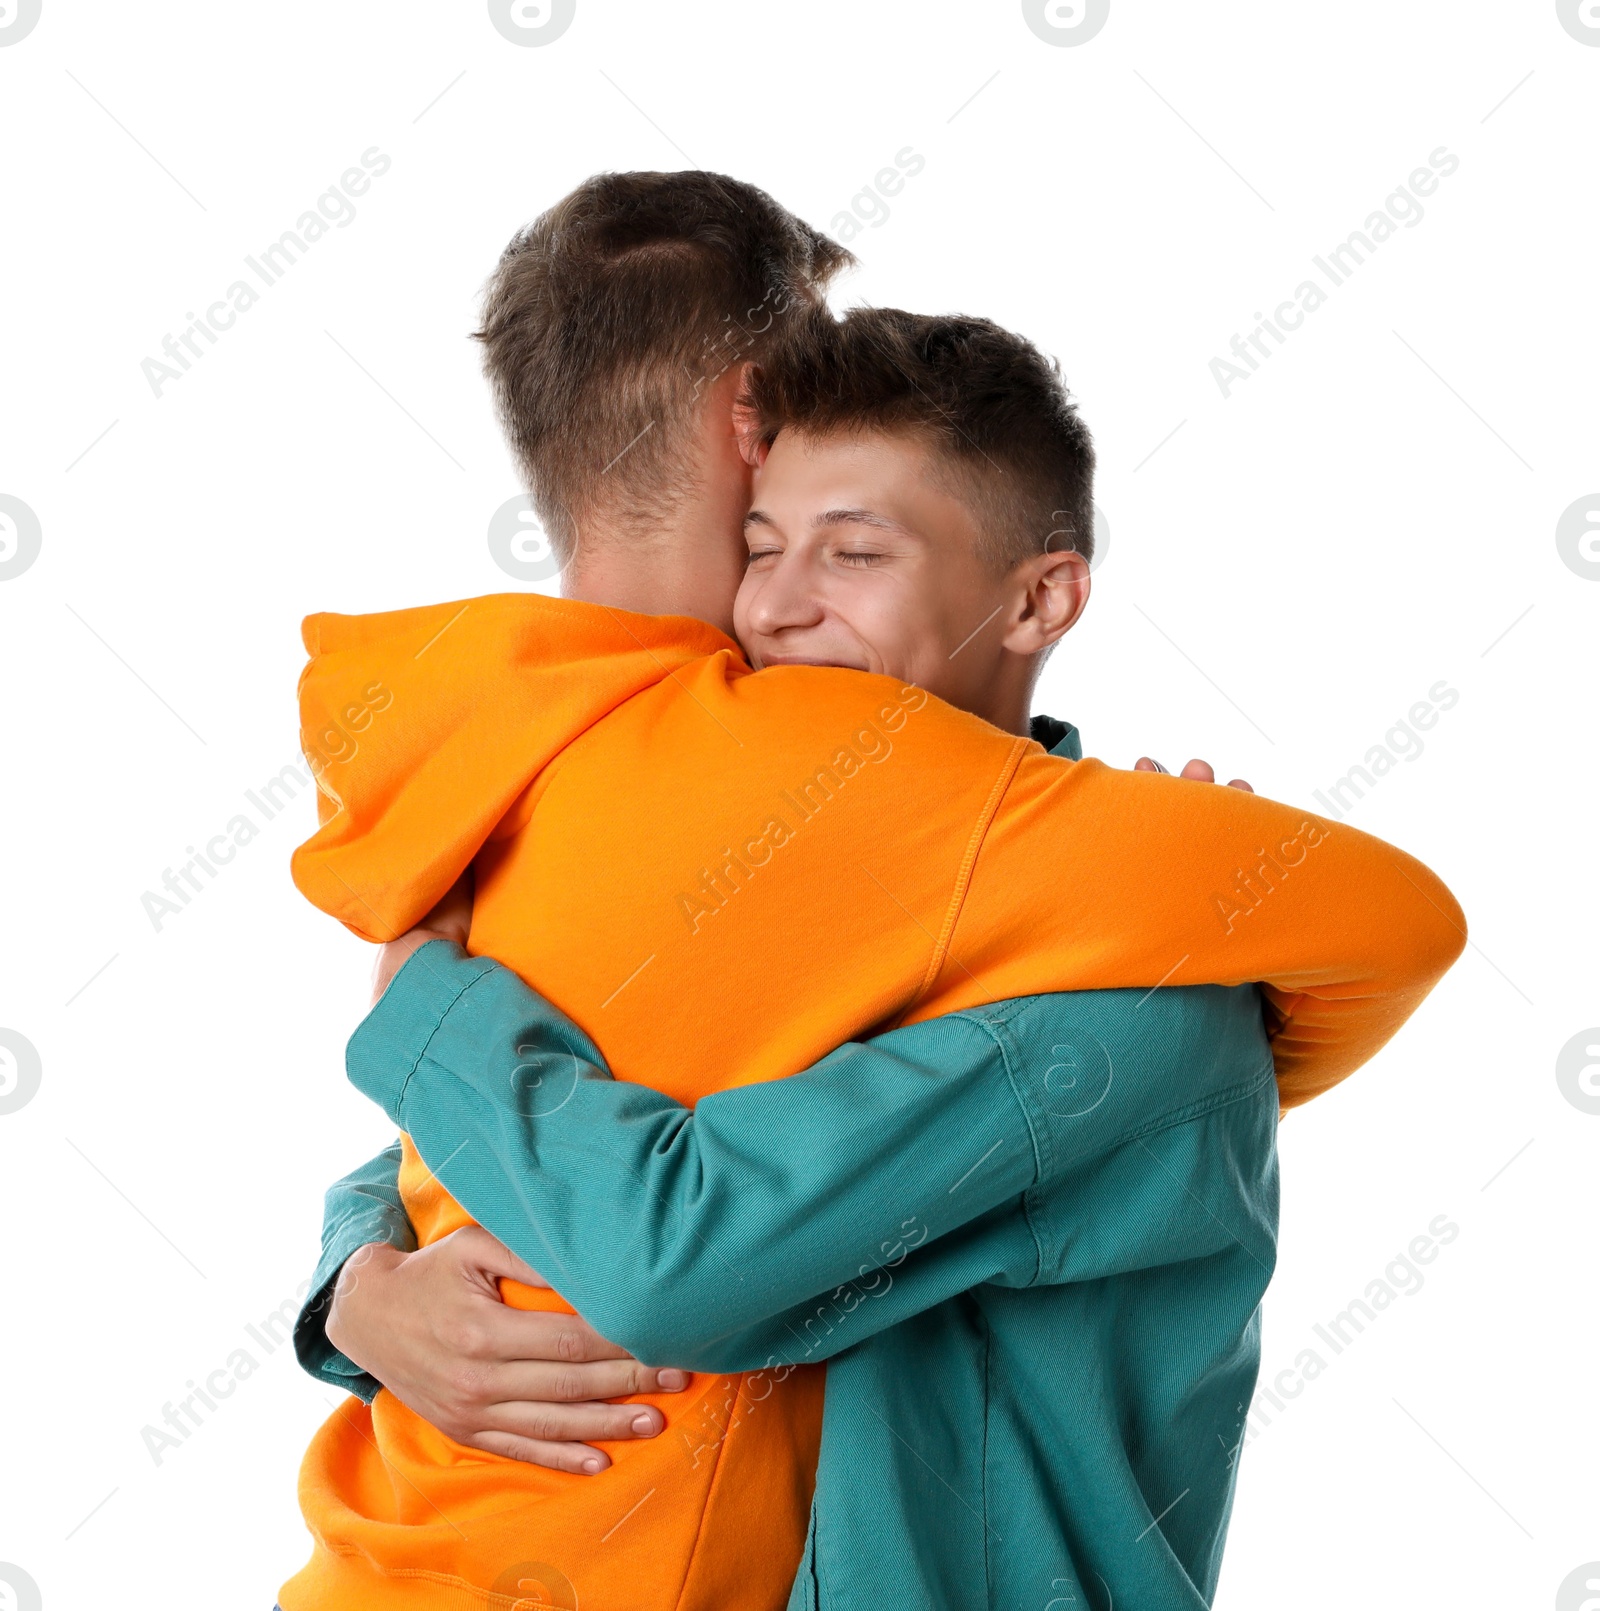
[953, 995, 1033, 1034]
[963, 1002, 1276, 1157]
[390, 961, 498, 1117]
[1105, 1059, 1278, 1155]
[1034, 1068, 1279, 1289]
[909, 736, 1029, 1009]
[962, 1013, 1050, 1285]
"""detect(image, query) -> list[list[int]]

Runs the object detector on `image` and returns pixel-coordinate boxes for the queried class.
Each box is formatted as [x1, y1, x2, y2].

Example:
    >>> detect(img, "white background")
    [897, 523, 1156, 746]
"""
[1, 2, 1596, 1607]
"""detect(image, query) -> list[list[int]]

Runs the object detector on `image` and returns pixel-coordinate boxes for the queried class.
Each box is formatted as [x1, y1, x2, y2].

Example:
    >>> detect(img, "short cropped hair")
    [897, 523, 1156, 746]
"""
[743, 306, 1096, 570]
[474, 171, 854, 559]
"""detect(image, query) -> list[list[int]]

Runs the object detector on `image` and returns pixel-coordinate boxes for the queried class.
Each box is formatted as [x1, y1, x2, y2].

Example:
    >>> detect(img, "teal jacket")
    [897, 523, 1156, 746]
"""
[295, 729, 1280, 1610]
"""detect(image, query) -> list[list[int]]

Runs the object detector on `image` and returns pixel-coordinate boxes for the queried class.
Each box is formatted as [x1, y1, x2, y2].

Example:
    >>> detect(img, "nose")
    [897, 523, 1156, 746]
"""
[745, 547, 826, 640]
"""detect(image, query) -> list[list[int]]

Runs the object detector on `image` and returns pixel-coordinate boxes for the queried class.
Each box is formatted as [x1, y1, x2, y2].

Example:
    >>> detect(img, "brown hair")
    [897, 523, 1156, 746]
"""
[744, 305, 1096, 570]
[474, 172, 854, 560]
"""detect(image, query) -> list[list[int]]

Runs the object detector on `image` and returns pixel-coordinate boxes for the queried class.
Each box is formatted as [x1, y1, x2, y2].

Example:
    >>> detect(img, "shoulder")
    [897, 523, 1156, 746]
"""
[723, 668, 1023, 761]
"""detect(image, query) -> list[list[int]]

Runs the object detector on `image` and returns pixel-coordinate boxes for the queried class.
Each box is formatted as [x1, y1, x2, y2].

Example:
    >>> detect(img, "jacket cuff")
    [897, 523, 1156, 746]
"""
[347, 941, 496, 1123]
[293, 1272, 382, 1404]
[292, 1204, 416, 1403]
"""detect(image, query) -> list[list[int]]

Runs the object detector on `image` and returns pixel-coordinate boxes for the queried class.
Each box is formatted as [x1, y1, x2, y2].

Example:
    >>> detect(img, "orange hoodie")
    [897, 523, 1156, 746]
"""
[280, 593, 1464, 1611]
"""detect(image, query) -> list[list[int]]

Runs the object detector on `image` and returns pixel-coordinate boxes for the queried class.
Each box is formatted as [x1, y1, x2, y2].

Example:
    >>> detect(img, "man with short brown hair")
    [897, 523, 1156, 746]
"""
[476, 170, 852, 627]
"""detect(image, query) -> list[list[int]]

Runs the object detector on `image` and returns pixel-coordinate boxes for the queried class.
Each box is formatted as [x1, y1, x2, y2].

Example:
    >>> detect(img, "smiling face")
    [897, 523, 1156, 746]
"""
[733, 427, 1088, 731]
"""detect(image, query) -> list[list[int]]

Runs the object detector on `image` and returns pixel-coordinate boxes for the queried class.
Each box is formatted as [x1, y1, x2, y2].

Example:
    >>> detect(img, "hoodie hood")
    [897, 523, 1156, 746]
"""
[291, 592, 739, 940]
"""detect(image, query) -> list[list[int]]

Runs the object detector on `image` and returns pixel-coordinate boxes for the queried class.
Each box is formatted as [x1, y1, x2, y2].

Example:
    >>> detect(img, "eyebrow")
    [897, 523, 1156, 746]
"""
[742, 506, 921, 539]
[816, 508, 918, 538]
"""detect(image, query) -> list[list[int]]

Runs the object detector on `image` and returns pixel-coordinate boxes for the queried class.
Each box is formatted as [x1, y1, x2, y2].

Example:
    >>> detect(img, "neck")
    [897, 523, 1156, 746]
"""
[560, 377, 752, 638]
[968, 655, 1040, 739]
[564, 504, 744, 639]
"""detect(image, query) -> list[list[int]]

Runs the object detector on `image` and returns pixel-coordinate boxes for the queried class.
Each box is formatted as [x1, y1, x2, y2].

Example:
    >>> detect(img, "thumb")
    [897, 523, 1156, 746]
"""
[452, 1224, 551, 1289]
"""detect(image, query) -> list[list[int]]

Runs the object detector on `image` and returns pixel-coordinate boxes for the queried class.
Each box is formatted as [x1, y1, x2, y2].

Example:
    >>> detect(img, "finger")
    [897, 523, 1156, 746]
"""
[480, 1355, 691, 1402]
[485, 1399, 669, 1445]
[1179, 758, 1216, 784]
[471, 1303, 643, 1367]
[1133, 756, 1169, 775]
[1227, 777, 1255, 793]
[452, 1225, 552, 1290]
[471, 1431, 615, 1474]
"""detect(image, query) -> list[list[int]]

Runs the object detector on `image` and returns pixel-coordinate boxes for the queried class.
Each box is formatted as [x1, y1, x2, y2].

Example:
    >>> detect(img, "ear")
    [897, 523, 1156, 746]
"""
[1000, 548, 1090, 655]
[730, 362, 770, 468]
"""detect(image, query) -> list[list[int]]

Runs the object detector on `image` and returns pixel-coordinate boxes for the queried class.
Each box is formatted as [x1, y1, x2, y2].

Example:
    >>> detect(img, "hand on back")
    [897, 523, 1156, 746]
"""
[327, 1228, 692, 1473]
[355, 868, 694, 1472]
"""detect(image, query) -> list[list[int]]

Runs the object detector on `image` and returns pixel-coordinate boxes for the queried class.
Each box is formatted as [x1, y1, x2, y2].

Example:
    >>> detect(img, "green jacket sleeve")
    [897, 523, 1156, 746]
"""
[347, 945, 1271, 1373]
[347, 944, 1053, 1369]
[292, 1139, 416, 1401]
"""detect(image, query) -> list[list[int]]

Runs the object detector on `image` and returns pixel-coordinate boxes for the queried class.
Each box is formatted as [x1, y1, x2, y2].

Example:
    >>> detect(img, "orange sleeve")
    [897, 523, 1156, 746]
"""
[915, 753, 1465, 1110]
